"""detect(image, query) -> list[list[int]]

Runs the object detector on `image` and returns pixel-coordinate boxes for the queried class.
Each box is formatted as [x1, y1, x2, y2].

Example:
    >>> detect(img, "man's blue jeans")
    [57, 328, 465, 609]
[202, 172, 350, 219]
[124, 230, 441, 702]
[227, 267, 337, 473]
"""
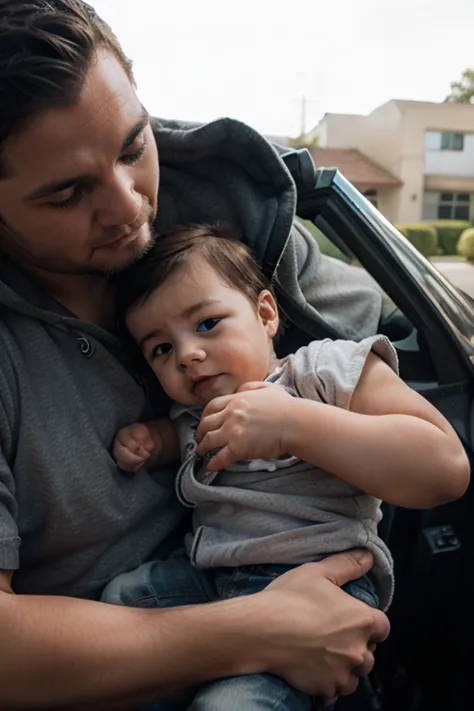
[102, 554, 379, 711]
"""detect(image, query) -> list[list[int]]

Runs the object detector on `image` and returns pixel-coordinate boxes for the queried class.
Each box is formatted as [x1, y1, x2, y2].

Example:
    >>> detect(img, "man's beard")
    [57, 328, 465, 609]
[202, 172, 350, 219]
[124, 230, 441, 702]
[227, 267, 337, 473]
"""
[0, 212, 158, 277]
[89, 219, 158, 276]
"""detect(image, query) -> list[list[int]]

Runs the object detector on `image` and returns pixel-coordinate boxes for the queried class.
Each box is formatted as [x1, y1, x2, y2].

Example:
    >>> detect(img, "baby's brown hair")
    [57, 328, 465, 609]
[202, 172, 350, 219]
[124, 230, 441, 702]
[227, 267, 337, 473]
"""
[117, 224, 275, 318]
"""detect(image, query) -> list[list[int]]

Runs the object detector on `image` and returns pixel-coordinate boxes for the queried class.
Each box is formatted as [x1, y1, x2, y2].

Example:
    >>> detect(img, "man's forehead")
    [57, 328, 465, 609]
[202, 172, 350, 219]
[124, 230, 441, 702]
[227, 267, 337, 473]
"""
[2, 50, 144, 182]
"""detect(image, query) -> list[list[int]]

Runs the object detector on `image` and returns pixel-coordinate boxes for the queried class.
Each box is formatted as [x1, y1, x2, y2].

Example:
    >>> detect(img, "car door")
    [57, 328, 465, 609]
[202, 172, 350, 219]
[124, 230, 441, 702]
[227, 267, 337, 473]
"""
[287, 159, 474, 711]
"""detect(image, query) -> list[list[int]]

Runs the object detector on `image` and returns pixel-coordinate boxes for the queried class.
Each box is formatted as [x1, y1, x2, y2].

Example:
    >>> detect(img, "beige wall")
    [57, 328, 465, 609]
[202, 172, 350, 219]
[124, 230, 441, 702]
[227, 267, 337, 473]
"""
[316, 114, 368, 148]
[315, 103, 407, 220]
[377, 188, 402, 224]
[424, 175, 474, 192]
[355, 103, 405, 221]
[354, 102, 404, 177]
[316, 106, 404, 173]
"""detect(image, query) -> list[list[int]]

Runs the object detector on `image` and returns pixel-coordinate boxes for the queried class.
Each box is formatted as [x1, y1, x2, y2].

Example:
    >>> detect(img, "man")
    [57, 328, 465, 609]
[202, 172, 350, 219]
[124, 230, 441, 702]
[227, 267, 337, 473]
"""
[0, 1, 389, 709]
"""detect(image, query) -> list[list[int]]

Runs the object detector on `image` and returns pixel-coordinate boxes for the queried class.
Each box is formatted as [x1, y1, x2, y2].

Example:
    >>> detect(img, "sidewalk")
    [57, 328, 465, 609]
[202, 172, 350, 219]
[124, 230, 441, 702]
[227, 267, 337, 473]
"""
[431, 258, 474, 299]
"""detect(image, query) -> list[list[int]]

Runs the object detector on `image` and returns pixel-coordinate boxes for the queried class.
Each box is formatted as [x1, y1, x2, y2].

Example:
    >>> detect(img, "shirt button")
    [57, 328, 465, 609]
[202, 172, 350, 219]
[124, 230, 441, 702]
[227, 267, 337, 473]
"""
[77, 335, 94, 358]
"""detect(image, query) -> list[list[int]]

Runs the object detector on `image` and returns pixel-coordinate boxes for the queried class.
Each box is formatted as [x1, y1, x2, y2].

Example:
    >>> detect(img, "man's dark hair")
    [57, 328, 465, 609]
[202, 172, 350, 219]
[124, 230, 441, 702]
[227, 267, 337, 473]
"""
[0, 0, 133, 177]
[117, 225, 276, 321]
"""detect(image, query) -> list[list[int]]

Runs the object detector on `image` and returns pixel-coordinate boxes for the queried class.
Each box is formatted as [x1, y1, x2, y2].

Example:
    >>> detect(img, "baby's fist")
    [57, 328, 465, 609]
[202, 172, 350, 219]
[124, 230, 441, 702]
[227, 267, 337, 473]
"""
[114, 423, 156, 472]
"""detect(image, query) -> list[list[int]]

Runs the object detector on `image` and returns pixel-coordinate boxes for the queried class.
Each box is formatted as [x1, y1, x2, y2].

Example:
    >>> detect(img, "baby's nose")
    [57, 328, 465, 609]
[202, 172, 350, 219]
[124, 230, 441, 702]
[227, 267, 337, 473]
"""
[179, 347, 206, 369]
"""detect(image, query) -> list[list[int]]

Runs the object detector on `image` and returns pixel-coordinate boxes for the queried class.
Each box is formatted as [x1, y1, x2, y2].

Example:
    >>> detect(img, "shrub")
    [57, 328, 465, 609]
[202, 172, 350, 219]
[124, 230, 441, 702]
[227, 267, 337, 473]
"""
[395, 223, 439, 257]
[429, 220, 471, 255]
[458, 227, 474, 260]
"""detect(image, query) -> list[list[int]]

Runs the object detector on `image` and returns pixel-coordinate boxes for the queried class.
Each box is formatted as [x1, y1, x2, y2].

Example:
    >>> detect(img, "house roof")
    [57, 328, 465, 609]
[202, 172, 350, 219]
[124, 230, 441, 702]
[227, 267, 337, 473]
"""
[308, 147, 402, 188]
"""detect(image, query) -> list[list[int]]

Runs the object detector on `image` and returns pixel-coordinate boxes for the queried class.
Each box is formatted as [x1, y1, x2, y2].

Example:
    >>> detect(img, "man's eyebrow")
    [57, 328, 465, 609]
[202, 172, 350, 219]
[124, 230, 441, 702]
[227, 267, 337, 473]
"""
[25, 106, 150, 201]
[121, 106, 150, 151]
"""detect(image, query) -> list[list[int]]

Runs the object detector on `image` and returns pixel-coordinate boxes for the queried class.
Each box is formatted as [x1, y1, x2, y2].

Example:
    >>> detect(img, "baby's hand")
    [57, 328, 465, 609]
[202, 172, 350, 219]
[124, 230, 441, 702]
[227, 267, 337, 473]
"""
[196, 381, 294, 471]
[114, 423, 156, 472]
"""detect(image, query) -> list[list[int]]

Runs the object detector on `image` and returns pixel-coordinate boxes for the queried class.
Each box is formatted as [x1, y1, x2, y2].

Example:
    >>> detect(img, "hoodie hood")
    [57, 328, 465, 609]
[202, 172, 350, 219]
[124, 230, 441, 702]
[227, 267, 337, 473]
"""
[151, 116, 297, 278]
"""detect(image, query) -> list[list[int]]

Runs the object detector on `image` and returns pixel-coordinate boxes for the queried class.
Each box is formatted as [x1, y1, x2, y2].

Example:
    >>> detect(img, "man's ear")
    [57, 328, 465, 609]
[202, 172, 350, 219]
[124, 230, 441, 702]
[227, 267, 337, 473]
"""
[257, 290, 279, 338]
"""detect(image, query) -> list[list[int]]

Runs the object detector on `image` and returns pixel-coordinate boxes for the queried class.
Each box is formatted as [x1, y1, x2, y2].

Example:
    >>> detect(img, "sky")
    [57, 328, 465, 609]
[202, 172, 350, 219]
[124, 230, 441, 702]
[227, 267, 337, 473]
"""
[90, 0, 474, 138]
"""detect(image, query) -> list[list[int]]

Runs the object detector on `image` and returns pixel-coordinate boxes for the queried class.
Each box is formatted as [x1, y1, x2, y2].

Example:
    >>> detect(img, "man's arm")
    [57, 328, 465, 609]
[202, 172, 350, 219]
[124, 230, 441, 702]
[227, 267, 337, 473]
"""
[0, 551, 389, 710]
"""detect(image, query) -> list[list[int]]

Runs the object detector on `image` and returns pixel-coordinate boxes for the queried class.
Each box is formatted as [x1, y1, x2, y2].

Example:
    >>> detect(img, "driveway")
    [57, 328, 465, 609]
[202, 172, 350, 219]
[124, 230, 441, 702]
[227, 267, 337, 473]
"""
[431, 259, 474, 299]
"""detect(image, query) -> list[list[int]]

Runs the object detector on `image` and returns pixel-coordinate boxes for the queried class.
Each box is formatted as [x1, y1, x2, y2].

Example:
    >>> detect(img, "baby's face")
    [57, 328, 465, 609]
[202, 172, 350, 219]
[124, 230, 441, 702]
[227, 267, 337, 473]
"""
[126, 255, 279, 406]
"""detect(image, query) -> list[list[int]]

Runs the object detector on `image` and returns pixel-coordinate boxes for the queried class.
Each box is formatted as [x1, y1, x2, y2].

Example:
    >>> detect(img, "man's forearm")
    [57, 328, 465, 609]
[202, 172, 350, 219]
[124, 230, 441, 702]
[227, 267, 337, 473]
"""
[0, 589, 261, 711]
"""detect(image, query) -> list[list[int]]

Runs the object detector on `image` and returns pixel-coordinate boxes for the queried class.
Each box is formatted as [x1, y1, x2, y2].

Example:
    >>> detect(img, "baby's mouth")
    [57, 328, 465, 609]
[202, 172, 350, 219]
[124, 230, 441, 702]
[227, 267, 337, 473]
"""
[192, 374, 222, 394]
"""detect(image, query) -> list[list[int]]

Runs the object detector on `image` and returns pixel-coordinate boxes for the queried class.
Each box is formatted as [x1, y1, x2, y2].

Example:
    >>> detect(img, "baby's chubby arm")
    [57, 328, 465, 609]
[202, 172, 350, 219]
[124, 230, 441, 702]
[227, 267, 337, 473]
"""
[114, 418, 180, 472]
[196, 354, 470, 508]
[284, 352, 470, 507]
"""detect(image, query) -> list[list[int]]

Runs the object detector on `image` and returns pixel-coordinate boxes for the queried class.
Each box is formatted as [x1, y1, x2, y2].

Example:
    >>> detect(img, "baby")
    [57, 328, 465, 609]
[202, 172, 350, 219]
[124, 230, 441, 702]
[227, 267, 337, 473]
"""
[103, 225, 469, 711]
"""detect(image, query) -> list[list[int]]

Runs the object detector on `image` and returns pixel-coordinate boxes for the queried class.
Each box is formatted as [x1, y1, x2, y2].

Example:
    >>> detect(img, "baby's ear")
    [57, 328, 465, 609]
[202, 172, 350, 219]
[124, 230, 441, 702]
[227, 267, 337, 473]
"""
[258, 290, 279, 338]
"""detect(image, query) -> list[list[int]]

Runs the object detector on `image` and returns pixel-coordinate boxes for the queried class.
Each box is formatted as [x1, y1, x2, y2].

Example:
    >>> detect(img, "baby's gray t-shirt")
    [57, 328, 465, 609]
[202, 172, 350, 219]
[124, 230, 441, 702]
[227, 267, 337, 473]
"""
[170, 335, 398, 611]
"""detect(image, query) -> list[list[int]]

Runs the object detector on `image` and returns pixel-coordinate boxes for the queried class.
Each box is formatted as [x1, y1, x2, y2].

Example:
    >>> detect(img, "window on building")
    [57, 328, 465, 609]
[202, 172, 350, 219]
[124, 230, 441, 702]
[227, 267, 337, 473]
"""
[423, 191, 471, 220]
[424, 131, 465, 151]
[363, 189, 378, 209]
[441, 132, 464, 151]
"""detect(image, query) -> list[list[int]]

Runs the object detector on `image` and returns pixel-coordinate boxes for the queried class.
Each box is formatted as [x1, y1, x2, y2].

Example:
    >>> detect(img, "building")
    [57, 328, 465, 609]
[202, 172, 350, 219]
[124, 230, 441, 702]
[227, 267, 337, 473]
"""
[306, 100, 474, 224]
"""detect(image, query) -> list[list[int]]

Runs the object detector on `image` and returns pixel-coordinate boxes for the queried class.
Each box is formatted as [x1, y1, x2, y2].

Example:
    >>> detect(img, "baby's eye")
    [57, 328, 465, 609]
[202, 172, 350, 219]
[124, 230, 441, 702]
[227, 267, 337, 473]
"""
[152, 343, 172, 357]
[196, 318, 221, 333]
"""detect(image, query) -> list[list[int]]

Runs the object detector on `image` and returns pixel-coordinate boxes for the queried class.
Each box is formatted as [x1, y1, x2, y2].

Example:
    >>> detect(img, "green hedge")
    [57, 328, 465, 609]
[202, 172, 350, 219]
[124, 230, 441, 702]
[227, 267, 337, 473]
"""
[395, 223, 439, 257]
[458, 228, 474, 260]
[428, 220, 471, 255]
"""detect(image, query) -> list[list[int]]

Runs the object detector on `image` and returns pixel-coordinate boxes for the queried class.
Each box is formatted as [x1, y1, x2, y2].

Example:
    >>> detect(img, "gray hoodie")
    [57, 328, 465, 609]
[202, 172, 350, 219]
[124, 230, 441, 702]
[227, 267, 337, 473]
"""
[0, 117, 381, 600]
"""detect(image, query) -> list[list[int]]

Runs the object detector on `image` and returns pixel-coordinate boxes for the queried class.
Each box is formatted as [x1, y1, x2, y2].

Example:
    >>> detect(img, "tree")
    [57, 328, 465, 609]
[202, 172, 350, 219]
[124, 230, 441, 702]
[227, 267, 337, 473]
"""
[286, 134, 319, 149]
[445, 68, 474, 104]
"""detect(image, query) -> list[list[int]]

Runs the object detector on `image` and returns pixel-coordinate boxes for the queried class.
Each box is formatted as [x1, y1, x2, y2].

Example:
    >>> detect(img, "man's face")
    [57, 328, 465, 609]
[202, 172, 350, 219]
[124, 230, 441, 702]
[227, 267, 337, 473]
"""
[0, 49, 159, 276]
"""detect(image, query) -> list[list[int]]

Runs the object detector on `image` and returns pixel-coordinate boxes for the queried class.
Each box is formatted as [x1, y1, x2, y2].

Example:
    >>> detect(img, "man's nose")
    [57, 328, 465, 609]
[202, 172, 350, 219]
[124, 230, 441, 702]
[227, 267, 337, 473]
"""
[95, 166, 142, 227]
[178, 346, 206, 370]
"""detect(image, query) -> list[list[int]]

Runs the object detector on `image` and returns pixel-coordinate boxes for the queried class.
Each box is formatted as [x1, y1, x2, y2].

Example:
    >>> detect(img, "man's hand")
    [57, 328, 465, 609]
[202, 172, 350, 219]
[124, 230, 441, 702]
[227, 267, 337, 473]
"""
[196, 381, 294, 470]
[254, 550, 390, 701]
[113, 423, 156, 472]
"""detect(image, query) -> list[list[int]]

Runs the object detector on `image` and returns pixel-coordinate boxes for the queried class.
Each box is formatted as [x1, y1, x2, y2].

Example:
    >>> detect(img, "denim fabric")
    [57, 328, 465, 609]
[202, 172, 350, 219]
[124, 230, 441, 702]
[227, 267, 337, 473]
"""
[135, 677, 316, 711]
[103, 553, 215, 608]
[188, 674, 311, 711]
[102, 555, 379, 609]
[103, 555, 378, 711]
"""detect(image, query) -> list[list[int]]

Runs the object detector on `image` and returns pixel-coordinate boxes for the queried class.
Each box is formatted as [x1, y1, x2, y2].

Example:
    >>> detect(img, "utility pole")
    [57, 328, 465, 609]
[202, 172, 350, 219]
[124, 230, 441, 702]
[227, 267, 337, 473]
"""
[299, 93, 307, 138]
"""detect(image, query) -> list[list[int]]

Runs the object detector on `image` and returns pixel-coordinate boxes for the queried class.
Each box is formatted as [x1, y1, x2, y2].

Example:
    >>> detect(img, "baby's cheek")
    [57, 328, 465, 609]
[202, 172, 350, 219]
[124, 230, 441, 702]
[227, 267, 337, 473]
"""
[163, 373, 194, 406]
[219, 342, 264, 379]
[153, 365, 173, 394]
